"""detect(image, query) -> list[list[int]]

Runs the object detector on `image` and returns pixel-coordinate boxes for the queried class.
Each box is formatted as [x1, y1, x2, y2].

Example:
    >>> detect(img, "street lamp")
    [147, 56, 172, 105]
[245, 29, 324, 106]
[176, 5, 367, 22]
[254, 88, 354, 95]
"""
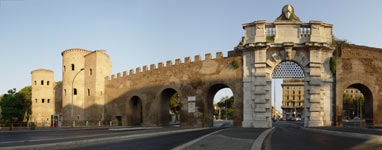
[225, 100, 228, 120]
[71, 68, 85, 119]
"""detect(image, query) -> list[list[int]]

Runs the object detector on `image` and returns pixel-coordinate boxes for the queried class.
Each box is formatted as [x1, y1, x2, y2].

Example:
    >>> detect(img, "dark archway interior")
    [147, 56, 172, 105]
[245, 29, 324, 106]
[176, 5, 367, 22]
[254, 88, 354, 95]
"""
[128, 96, 142, 126]
[347, 84, 373, 125]
[159, 88, 178, 126]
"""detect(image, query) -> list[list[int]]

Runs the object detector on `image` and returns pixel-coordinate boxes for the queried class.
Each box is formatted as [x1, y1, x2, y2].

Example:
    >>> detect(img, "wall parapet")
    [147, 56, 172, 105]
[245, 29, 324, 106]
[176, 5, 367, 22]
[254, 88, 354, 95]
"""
[105, 50, 239, 81]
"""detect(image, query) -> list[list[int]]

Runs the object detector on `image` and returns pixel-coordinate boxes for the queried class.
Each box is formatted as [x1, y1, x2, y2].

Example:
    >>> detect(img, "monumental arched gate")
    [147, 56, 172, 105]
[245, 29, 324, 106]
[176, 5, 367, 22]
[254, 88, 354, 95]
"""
[240, 5, 334, 128]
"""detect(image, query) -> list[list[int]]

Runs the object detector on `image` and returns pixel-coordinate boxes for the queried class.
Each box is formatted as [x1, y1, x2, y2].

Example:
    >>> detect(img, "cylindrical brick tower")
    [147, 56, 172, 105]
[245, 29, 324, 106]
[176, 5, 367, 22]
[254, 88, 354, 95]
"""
[61, 48, 90, 125]
[31, 69, 55, 127]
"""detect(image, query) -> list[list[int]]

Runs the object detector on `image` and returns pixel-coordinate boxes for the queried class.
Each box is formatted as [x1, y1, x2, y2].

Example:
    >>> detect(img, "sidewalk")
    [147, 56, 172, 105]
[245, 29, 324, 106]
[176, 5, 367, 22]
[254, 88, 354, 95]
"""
[314, 126, 382, 136]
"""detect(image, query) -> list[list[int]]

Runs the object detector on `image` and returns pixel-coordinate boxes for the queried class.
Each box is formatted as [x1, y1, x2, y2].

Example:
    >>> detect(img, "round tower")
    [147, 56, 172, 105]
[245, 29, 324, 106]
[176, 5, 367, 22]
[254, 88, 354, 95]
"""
[31, 69, 55, 127]
[61, 48, 90, 125]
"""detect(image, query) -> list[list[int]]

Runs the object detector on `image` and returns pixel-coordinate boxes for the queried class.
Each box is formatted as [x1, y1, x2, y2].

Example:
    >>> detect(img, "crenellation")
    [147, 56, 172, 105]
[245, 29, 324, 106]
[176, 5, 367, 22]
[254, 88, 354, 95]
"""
[123, 71, 127, 77]
[136, 67, 141, 73]
[184, 57, 191, 63]
[117, 73, 121, 78]
[143, 65, 148, 72]
[175, 59, 181, 65]
[205, 53, 212, 60]
[216, 52, 223, 59]
[195, 55, 201, 62]
[150, 64, 156, 70]
[111, 74, 115, 79]
[129, 69, 134, 75]
[166, 60, 172, 67]
[158, 62, 164, 68]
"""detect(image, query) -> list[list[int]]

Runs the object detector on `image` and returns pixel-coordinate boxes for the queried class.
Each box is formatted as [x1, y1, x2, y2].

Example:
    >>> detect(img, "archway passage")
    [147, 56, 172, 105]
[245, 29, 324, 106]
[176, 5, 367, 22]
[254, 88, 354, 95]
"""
[271, 61, 305, 123]
[207, 84, 234, 127]
[342, 84, 373, 127]
[128, 96, 143, 126]
[159, 88, 180, 126]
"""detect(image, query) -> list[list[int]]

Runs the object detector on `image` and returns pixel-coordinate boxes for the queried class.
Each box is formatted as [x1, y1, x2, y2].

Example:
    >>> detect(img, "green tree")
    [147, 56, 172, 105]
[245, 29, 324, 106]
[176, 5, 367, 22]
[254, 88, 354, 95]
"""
[56, 81, 62, 87]
[0, 87, 32, 125]
[170, 93, 180, 122]
[216, 96, 234, 119]
[18, 86, 32, 121]
[0, 89, 26, 124]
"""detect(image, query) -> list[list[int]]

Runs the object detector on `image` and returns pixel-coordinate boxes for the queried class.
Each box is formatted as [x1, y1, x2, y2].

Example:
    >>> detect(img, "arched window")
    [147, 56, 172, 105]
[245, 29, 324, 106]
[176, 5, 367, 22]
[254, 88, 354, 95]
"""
[47, 81, 50, 86]
[35, 99, 37, 103]
[41, 80, 44, 85]
[71, 64, 75, 71]
[64, 65, 66, 72]
[73, 88, 77, 95]
[88, 89, 90, 96]
[47, 99, 50, 103]
[90, 69, 92, 75]
[34, 81, 36, 85]
[42, 99, 45, 103]
[64, 89, 66, 96]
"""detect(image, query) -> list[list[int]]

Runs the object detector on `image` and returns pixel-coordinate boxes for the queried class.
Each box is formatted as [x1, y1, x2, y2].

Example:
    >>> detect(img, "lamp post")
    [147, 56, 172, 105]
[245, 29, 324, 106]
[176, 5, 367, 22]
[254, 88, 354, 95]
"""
[225, 100, 228, 120]
[273, 80, 276, 121]
[71, 68, 85, 119]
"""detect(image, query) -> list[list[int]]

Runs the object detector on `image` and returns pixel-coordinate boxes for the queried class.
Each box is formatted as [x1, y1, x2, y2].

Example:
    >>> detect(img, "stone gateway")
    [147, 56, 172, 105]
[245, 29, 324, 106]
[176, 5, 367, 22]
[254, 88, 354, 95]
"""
[31, 5, 382, 128]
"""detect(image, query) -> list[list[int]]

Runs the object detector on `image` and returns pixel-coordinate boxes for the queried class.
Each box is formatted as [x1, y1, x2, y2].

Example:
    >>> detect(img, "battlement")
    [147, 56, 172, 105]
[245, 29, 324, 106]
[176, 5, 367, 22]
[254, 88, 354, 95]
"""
[61, 48, 91, 56]
[105, 50, 237, 81]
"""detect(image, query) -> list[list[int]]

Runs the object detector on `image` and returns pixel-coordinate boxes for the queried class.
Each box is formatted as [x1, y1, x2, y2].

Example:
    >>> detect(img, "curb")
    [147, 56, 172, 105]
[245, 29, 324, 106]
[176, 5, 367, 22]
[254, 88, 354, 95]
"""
[251, 127, 275, 150]
[171, 128, 225, 150]
[303, 128, 382, 140]
[1, 128, 210, 150]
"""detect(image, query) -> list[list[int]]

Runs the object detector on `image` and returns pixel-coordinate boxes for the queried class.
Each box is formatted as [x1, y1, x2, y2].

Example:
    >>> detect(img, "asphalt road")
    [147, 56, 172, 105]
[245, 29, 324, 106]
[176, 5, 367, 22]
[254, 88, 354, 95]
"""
[65, 128, 222, 150]
[0, 128, 146, 144]
[269, 121, 369, 150]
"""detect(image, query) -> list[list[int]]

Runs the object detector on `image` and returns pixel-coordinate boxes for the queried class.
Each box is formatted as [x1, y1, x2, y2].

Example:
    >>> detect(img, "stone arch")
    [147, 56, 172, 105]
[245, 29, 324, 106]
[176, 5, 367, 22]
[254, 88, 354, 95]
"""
[158, 88, 181, 126]
[205, 83, 236, 127]
[338, 81, 375, 126]
[127, 96, 143, 126]
[266, 49, 311, 127]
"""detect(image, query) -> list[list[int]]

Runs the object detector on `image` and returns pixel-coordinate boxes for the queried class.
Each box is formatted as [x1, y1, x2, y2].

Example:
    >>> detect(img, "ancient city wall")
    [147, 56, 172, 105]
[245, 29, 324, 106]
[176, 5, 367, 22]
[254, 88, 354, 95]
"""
[104, 50, 243, 127]
[336, 44, 382, 126]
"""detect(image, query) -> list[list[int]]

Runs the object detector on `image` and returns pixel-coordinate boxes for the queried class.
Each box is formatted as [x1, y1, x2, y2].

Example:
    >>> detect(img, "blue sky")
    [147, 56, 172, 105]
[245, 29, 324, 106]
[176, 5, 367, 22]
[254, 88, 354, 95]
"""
[1, 0, 382, 111]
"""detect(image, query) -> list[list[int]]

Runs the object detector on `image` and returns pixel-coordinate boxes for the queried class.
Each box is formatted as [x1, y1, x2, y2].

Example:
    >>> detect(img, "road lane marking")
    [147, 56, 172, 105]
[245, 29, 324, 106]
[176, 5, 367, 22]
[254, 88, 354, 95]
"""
[171, 128, 225, 150]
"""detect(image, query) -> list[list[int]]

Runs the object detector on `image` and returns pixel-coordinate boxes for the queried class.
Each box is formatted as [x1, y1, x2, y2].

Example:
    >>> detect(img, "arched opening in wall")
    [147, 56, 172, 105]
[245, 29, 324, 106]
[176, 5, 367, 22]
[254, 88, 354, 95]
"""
[73, 88, 77, 95]
[272, 61, 305, 123]
[342, 84, 373, 127]
[159, 88, 180, 126]
[71, 64, 75, 71]
[208, 84, 234, 127]
[64, 65, 66, 72]
[128, 96, 143, 126]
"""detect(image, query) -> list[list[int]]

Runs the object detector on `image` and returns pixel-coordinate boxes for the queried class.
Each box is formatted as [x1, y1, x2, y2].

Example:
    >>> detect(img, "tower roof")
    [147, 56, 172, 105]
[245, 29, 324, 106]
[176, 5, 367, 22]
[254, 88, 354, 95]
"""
[31, 68, 54, 74]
